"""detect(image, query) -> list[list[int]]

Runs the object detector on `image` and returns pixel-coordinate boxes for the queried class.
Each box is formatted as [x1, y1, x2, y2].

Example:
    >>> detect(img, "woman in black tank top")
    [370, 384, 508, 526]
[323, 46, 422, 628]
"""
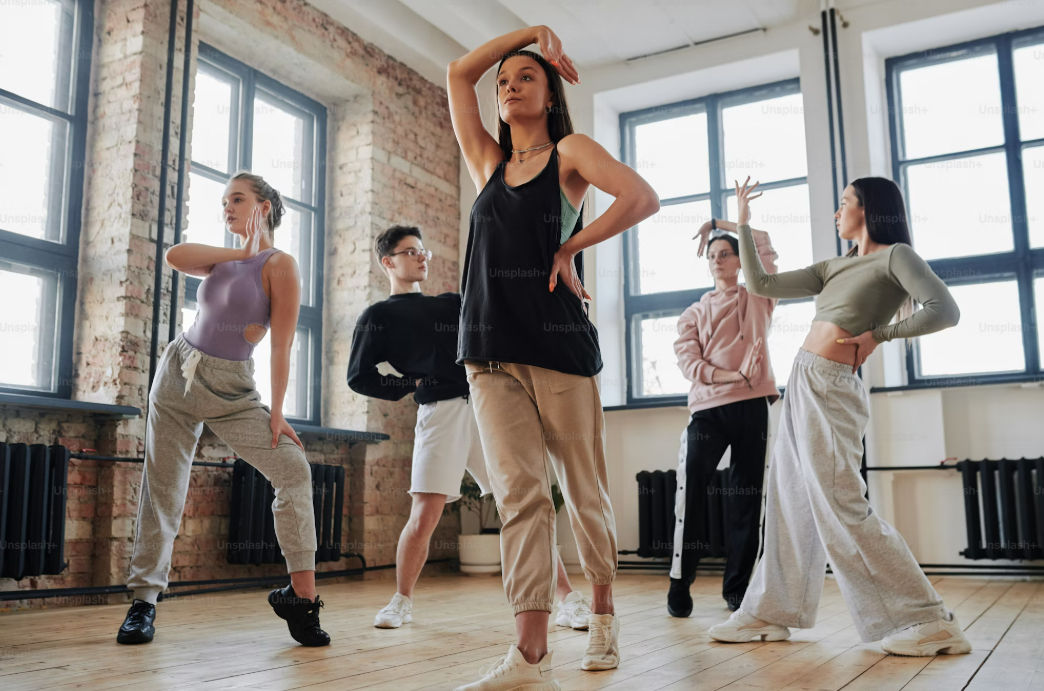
[448, 25, 660, 689]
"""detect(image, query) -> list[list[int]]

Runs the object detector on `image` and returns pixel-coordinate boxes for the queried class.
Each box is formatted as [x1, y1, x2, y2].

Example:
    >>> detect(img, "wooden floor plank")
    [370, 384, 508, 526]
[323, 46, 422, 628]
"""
[0, 573, 1036, 691]
[962, 581, 1041, 652]
[964, 582, 1044, 691]
[899, 651, 990, 691]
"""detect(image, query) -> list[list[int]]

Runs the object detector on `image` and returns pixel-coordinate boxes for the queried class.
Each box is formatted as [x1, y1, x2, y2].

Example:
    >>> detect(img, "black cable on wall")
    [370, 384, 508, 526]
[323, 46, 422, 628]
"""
[168, 0, 194, 346]
[149, 0, 182, 390]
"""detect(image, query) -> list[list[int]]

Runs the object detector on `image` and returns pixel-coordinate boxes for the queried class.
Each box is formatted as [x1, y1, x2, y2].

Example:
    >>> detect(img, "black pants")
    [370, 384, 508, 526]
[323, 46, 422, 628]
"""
[676, 397, 769, 608]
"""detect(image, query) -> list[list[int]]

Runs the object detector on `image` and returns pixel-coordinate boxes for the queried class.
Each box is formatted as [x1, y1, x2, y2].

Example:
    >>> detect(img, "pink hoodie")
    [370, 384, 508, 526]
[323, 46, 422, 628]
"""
[674, 229, 782, 414]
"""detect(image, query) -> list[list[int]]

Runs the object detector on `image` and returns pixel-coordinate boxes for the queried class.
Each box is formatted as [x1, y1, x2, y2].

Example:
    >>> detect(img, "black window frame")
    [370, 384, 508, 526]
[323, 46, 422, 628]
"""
[183, 43, 326, 425]
[885, 26, 1044, 389]
[620, 78, 814, 406]
[0, 0, 93, 399]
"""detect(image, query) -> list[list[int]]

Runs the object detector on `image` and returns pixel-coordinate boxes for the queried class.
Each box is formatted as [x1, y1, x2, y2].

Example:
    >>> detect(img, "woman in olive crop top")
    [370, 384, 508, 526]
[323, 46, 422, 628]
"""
[708, 177, 972, 658]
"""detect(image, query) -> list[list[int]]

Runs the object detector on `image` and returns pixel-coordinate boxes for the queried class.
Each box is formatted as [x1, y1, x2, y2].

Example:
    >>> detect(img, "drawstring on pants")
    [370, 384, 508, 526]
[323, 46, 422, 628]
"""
[181, 349, 203, 395]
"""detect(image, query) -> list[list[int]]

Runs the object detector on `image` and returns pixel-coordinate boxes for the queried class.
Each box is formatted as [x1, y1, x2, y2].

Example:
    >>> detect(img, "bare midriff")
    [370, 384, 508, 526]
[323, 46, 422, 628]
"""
[801, 321, 860, 371]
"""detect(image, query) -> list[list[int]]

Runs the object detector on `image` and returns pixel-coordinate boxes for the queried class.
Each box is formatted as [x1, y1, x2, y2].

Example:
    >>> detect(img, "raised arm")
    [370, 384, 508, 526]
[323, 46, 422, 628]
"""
[698, 219, 777, 274]
[733, 177, 822, 299]
[557, 134, 660, 256]
[166, 205, 265, 275]
[447, 26, 578, 193]
[547, 134, 659, 302]
[165, 243, 245, 277]
[870, 243, 960, 343]
[737, 223, 824, 299]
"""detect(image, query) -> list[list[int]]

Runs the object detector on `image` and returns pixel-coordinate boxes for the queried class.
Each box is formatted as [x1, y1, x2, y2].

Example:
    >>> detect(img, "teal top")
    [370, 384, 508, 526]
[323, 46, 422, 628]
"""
[560, 187, 580, 244]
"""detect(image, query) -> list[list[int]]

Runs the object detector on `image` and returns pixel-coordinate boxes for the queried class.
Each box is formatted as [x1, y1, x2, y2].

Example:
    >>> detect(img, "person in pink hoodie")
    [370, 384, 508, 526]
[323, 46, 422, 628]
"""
[666, 217, 781, 617]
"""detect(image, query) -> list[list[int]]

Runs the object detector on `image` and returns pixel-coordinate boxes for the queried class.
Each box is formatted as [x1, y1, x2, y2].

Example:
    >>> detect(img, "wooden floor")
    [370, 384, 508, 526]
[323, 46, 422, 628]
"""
[0, 573, 1041, 690]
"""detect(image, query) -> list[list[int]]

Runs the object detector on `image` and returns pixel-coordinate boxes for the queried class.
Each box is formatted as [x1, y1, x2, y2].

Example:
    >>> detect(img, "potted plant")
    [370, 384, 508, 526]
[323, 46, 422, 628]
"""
[456, 475, 501, 575]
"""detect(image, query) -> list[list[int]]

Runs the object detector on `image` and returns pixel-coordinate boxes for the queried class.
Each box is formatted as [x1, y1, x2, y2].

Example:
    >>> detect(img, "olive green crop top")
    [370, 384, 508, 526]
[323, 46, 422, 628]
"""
[737, 223, 960, 343]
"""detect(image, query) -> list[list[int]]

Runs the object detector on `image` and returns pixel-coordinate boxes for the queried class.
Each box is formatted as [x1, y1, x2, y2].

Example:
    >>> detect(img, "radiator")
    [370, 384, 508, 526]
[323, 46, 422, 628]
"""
[0, 443, 69, 580]
[958, 458, 1044, 560]
[227, 459, 345, 566]
[635, 469, 728, 560]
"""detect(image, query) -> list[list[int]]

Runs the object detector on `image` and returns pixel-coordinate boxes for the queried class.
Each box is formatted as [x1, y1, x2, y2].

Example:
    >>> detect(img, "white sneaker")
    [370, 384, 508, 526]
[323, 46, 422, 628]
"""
[454, 645, 561, 691]
[880, 610, 972, 656]
[708, 608, 791, 643]
[581, 613, 620, 671]
[554, 591, 592, 630]
[374, 592, 413, 628]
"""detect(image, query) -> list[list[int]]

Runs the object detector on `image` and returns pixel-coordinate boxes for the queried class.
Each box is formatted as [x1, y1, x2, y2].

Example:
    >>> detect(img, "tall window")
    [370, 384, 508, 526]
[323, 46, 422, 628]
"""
[887, 26, 1044, 384]
[181, 44, 326, 423]
[621, 79, 813, 404]
[0, 0, 92, 398]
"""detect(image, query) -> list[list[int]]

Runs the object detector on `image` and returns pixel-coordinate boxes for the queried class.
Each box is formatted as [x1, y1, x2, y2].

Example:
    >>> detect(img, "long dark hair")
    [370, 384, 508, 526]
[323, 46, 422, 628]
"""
[495, 50, 574, 161]
[845, 177, 912, 257]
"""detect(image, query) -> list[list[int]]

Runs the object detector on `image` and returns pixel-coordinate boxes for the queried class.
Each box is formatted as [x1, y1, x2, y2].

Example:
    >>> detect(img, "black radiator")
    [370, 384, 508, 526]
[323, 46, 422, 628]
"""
[636, 469, 728, 560]
[959, 458, 1044, 560]
[0, 443, 69, 579]
[227, 459, 345, 566]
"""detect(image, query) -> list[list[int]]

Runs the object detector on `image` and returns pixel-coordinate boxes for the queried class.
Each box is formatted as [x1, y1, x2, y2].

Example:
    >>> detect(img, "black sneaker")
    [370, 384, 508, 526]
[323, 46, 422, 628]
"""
[667, 577, 693, 618]
[117, 599, 156, 644]
[268, 584, 331, 647]
[725, 594, 742, 612]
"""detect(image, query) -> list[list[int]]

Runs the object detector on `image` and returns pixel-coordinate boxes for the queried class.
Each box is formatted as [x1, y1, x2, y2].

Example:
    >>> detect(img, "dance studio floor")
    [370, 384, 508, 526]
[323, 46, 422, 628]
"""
[0, 573, 1040, 690]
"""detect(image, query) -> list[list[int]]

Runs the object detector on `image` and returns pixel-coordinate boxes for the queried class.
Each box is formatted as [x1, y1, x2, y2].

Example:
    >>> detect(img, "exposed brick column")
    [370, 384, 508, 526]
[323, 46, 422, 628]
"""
[324, 84, 464, 573]
[74, 0, 195, 592]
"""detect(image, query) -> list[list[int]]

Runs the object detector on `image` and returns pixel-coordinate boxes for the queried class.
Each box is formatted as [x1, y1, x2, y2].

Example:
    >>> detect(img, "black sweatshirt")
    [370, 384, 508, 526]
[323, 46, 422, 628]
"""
[347, 292, 470, 405]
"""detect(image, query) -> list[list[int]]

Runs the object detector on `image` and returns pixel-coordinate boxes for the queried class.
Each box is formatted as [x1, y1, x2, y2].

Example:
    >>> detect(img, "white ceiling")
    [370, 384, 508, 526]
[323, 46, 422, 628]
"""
[303, 0, 838, 86]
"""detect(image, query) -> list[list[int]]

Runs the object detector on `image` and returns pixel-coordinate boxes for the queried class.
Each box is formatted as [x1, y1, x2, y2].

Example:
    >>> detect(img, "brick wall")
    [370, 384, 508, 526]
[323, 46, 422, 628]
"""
[0, 0, 462, 611]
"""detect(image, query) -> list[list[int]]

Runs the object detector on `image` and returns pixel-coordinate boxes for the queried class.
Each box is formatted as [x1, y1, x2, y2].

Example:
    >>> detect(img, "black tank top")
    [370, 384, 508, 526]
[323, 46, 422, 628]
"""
[457, 143, 602, 376]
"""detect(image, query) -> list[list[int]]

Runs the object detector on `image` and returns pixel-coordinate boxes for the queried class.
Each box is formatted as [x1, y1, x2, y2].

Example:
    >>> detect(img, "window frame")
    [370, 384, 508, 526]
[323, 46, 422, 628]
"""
[885, 26, 1044, 387]
[0, 0, 93, 399]
[620, 78, 813, 405]
[184, 43, 327, 425]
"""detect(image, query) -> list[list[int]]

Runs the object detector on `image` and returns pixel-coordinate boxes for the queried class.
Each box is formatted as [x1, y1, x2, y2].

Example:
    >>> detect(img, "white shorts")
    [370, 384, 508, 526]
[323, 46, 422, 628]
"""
[412, 395, 492, 502]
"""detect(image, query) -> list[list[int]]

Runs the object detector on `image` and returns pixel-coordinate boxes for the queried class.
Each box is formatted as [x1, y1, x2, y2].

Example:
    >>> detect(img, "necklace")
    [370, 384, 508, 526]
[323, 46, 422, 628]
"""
[511, 140, 553, 163]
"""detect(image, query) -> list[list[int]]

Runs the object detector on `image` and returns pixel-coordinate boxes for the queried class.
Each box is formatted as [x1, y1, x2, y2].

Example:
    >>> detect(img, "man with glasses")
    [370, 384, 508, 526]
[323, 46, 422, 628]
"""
[348, 225, 492, 628]
[349, 225, 595, 630]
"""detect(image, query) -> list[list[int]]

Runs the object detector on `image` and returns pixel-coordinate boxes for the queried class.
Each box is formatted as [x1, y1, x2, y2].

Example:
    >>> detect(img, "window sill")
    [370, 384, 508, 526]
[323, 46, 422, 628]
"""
[871, 373, 1044, 394]
[604, 397, 690, 412]
[0, 394, 390, 445]
[0, 392, 141, 419]
[290, 424, 389, 444]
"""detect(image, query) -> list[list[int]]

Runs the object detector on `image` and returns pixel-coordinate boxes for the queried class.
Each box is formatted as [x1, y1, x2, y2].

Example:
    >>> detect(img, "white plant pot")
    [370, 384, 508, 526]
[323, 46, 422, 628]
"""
[459, 533, 501, 576]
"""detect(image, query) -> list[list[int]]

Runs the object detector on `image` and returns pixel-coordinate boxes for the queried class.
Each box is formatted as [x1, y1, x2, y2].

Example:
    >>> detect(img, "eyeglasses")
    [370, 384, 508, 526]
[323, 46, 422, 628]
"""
[387, 248, 433, 261]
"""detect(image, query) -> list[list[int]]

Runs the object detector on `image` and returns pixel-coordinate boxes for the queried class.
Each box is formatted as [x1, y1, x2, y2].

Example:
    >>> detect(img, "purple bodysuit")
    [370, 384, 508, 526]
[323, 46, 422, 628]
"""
[183, 247, 281, 361]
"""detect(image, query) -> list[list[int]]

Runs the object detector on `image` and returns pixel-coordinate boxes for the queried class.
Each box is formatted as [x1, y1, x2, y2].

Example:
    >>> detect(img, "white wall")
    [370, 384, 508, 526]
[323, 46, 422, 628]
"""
[457, 0, 1044, 570]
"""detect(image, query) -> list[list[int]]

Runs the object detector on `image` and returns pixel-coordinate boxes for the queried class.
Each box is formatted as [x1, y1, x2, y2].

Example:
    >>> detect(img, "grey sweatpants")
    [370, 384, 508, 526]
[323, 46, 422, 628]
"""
[127, 333, 317, 604]
[742, 348, 947, 642]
